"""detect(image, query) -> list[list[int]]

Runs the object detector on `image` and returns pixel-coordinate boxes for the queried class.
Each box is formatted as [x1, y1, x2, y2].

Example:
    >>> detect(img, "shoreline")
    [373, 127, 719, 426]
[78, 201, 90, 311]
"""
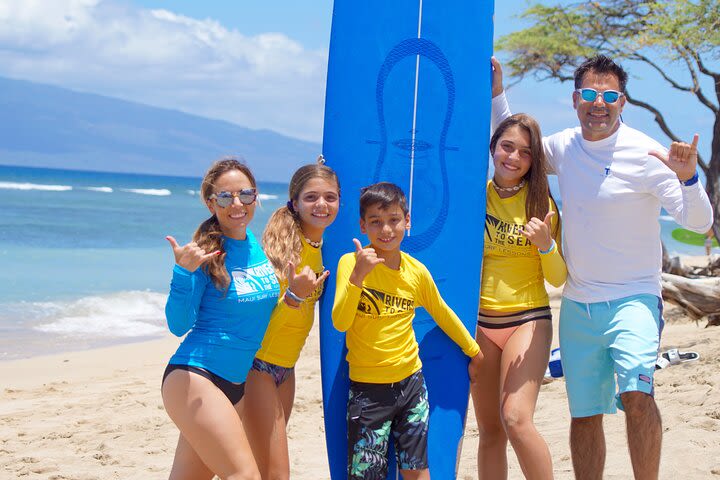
[0, 332, 168, 363]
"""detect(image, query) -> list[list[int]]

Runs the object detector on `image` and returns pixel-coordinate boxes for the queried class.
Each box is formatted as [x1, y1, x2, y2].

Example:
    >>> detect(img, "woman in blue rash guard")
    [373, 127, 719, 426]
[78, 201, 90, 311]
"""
[161, 158, 326, 480]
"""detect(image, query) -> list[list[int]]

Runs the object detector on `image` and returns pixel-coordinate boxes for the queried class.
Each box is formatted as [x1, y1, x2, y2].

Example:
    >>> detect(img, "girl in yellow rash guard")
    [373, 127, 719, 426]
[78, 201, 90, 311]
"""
[470, 114, 566, 480]
[243, 158, 340, 480]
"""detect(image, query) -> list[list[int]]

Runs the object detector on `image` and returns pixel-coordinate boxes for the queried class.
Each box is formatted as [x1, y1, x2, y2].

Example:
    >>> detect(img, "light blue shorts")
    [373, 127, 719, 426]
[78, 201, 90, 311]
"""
[559, 294, 663, 417]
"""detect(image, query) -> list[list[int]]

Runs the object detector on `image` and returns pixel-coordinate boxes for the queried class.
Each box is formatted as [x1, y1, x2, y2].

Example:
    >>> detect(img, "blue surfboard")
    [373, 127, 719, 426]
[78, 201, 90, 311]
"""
[319, 1, 494, 478]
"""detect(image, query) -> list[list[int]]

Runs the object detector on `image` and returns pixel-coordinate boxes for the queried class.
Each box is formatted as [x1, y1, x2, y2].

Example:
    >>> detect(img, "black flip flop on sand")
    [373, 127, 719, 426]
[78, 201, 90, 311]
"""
[655, 348, 700, 370]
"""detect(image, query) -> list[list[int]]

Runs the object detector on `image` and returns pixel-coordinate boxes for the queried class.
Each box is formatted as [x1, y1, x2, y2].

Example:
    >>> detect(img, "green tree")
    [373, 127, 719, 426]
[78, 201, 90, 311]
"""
[496, 0, 720, 240]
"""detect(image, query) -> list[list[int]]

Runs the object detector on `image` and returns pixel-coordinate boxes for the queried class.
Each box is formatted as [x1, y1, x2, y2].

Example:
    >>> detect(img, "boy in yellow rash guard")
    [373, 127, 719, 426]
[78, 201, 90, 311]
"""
[332, 182, 481, 480]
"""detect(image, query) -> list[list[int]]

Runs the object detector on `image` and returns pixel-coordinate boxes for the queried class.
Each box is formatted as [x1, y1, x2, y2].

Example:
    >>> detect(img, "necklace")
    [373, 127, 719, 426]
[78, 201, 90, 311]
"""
[305, 237, 322, 248]
[491, 178, 525, 193]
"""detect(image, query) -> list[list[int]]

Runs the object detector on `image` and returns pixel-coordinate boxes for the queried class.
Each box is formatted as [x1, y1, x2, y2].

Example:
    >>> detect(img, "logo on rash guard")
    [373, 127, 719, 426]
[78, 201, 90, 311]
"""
[485, 213, 532, 256]
[357, 287, 414, 316]
[231, 262, 280, 299]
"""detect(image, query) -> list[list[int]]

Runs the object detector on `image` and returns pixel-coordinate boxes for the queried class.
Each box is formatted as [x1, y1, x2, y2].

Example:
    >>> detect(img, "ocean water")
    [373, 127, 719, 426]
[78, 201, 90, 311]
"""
[0, 165, 712, 360]
[0, 165, 287, 359]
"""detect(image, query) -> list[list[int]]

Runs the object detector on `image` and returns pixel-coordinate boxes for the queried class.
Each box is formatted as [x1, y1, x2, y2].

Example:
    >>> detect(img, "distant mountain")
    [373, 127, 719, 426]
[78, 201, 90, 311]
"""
[0, 76, 321, 181]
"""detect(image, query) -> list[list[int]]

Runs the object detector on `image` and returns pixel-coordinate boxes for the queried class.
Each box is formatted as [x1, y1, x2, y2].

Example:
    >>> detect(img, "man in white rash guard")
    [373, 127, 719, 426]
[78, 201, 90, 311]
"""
[491, 55, 713, 480]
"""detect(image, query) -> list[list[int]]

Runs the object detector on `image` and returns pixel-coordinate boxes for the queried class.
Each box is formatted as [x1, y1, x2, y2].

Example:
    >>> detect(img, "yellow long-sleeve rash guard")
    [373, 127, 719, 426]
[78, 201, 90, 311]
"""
[332, 251, 480, 383]
[256, 238, 324, 368]
[480, 181, 567, 314]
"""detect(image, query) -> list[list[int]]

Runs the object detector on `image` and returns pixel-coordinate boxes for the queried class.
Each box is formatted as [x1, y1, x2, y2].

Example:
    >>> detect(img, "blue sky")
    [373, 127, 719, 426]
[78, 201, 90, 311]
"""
[0, 0, 715, 163]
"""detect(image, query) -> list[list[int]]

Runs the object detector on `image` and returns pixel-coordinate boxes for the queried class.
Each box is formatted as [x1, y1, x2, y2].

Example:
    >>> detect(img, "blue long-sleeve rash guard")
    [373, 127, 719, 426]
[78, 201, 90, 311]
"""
[165, 231, 280, 383]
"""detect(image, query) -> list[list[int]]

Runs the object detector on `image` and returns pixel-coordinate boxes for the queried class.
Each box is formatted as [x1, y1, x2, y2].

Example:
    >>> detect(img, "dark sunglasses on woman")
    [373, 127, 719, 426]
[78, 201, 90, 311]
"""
[209, 189, 258, 207]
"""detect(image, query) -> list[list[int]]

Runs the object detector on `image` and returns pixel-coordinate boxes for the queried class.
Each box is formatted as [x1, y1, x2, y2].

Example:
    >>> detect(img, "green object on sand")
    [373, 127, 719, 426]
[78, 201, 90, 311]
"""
[671, 228, 719, 247]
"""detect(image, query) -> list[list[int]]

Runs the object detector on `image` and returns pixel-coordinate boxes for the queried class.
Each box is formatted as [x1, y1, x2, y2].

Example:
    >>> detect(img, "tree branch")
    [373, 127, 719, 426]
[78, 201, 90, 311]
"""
[693, 52, 720, 110]
[694, 52, 720, 81]
[631, 52, 692, 92]
[624, 89, 709, 174]
[680, 49, 719, 115]
[628, 49, 718, 116]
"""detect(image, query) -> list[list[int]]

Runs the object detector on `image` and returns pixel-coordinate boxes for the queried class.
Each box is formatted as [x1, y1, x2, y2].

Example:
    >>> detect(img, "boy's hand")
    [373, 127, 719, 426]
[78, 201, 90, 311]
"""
[468, 351, 483, 384]
[521, 212, 554, 252]
[286, 261, 329, 300]
[349, 238, 384, 287]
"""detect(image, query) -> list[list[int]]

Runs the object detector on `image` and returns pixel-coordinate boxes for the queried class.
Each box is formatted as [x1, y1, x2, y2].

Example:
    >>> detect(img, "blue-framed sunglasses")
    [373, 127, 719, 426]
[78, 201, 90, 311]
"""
[208, 189, 257, 207]
[576, 88, 624, 104]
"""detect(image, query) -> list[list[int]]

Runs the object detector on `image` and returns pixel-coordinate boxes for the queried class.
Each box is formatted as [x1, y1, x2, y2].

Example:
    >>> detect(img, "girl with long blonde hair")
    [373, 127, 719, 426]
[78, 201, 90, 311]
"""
[244, 158, 340, 479]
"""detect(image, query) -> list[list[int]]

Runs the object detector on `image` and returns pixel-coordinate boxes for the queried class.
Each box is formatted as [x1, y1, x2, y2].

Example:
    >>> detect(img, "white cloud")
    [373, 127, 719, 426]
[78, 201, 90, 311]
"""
[0, 0, 328, 141]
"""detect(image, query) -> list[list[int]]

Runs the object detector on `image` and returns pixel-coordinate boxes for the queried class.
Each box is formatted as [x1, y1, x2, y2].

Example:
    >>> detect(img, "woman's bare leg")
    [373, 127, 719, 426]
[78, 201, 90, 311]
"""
[162, 370, 260, 480]
[243, 369, 290, 480]
[278, 370, 296, 423]
[470, 331, 509, 480]
[499, 320, 553, 480]
[167, 434, 214, 480]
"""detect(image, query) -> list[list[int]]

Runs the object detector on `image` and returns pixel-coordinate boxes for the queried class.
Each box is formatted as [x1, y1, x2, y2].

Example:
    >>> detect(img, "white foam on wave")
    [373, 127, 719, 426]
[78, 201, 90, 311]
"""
[85, 186, 114, 193]
[121, 188, 172, 196]
[0, 181, 73, 191]
[33, 291, 166, 338]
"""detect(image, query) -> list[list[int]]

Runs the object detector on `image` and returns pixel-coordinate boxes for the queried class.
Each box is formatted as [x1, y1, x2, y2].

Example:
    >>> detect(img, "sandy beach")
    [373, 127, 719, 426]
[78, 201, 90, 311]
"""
[2, 272, 719, 479]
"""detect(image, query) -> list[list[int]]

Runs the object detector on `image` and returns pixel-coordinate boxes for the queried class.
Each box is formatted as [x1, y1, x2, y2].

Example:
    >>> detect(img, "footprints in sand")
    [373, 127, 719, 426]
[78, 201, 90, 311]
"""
[91, 452, 116, 466]
[1, 369, 175, 479]
[7, 456, 59, 477]
[3, 320, 719, 478]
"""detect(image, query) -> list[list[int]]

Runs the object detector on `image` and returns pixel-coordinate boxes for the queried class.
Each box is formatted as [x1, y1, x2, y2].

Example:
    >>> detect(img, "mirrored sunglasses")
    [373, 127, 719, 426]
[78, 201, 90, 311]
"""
[576, 88, 623, 104]
[209, 189, 257, 207]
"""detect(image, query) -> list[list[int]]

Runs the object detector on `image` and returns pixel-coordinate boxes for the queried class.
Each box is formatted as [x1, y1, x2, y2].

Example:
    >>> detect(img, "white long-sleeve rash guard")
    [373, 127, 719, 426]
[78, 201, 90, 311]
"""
[492, 92, 714, 303]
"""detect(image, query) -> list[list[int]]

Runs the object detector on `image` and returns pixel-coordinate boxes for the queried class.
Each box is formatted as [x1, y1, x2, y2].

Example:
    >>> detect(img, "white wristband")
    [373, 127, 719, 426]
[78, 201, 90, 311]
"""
[284, 288, 306, 303]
